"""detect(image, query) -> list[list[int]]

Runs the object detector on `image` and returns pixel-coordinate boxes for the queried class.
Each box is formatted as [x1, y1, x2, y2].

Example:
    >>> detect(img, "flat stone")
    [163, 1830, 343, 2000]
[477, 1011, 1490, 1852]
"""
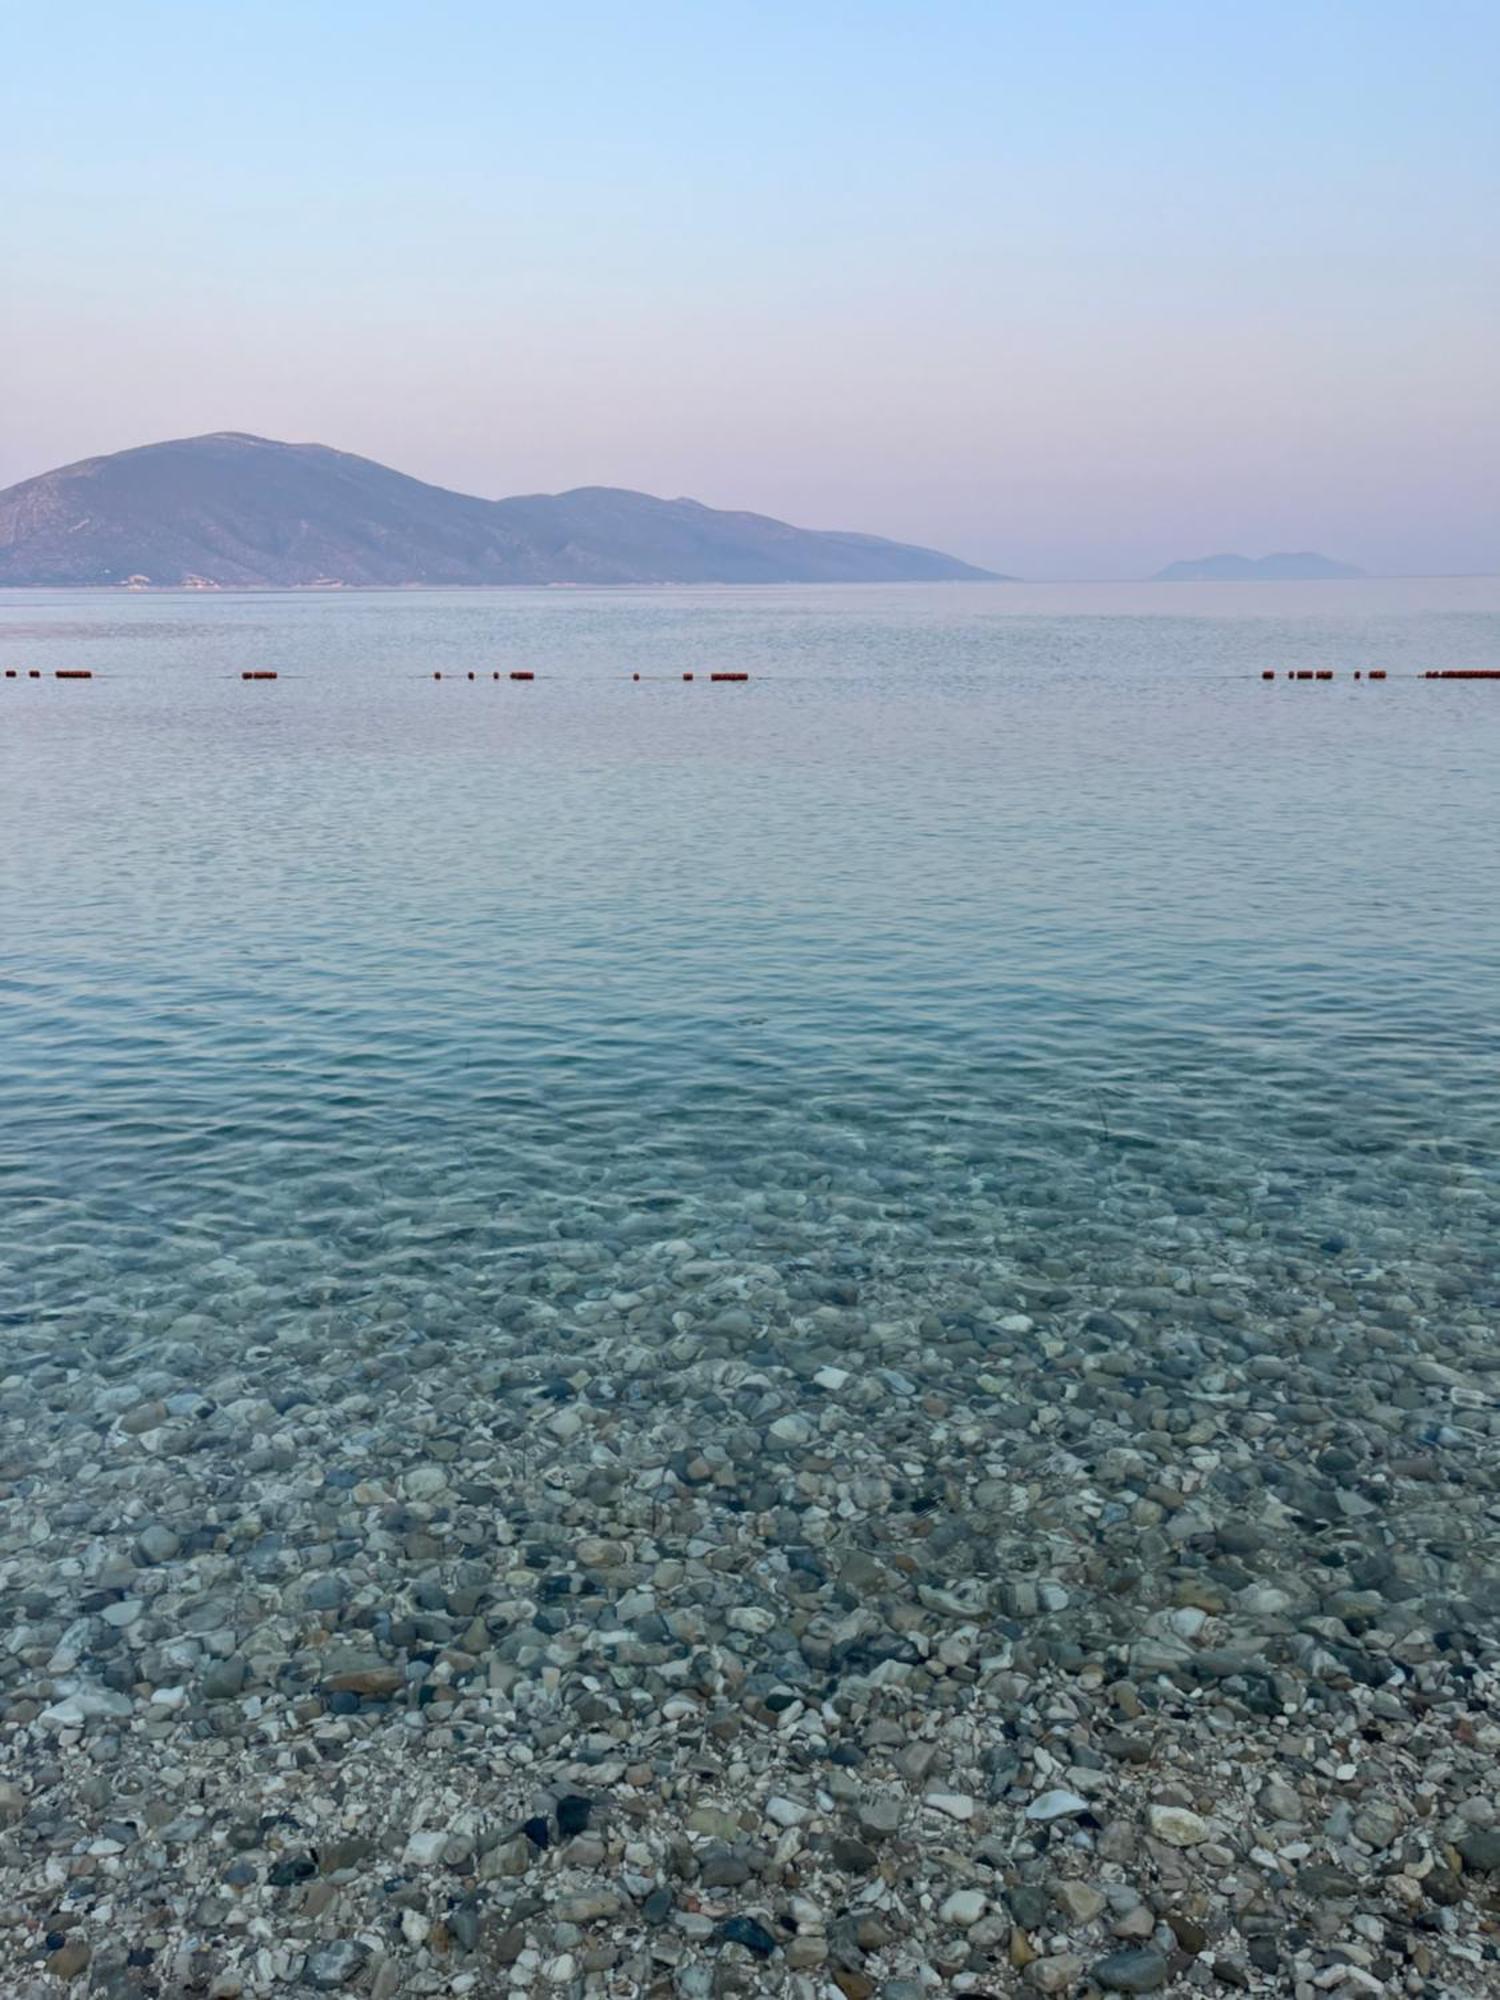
[1026, 1789, 1092, 1822]
[924, 1791, 976, 1821]
[403, 1828, 449, 1864]
[1147, 1804, 1210, 1847]
[1093, 1945, 1170, 1993]
[1297, 1863, 1360, 1900]
[1055, 1880, 1107, 1923]
[323, 1662, 403, 1699]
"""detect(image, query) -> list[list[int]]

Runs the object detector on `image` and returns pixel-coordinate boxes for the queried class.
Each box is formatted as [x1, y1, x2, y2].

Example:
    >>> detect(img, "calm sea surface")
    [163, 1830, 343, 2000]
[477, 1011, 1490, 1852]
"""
[3, 580, 1498, 1332]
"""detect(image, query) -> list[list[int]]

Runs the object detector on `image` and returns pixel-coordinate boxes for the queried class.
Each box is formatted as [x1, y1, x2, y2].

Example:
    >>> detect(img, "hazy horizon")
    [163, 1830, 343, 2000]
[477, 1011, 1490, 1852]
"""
[4, 1, 1496, 579]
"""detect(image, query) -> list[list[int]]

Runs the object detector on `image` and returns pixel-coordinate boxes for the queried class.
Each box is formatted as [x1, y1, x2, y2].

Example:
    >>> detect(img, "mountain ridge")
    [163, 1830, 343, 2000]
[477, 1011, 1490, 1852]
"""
[0, 432, 1001, 587]
[1153, 550, 1365, 582]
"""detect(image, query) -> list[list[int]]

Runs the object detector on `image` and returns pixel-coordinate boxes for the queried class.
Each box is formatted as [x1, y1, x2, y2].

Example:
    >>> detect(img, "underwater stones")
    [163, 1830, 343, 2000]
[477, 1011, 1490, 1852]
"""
[4, 1104, 1500, 2000]
[718, 1914, 777, 1959]
[1027, 1954, 1086, 1993]
[302, 1941, 368, 1989]
[1457, 1829, 1500, 1873]
[1054, 1880, 1107, 1924]
[1146, 1804, 1210, 1847]
[940, 1888, 987, 1927]
[322, 1659, 403, 1699]
[1093, 1944, 1170, 1993]
[1026, 1789, 1092, 1822]
[46, 1940, 92, 1981]
[134, 1524, 181, 1565]
[767, 1412, 815, 1447]
[924, 1791, 976, 1822]
[855, 1796, 903, 1841]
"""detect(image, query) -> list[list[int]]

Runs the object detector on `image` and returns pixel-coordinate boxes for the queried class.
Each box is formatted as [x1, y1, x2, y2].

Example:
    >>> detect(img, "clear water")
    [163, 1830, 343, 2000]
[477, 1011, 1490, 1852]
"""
[2, 581, 1499, 1623]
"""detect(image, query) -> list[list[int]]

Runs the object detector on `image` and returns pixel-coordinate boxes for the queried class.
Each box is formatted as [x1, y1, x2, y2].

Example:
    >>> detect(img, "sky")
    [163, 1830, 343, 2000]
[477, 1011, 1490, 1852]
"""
[2, 1, 1497, 577]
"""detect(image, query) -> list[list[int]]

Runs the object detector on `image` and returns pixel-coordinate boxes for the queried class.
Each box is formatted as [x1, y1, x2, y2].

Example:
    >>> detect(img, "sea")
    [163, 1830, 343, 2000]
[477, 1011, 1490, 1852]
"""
[6, 577, 1500, 1988]
[3, 578, 1498, 1336]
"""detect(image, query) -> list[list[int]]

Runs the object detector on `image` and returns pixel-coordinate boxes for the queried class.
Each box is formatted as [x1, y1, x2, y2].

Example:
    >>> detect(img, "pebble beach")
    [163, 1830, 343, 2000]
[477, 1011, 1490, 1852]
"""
[3, 1158, 1498, 1998]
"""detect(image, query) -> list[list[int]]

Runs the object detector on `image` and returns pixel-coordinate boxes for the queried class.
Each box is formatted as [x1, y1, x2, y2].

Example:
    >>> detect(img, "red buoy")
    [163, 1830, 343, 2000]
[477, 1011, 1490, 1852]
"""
[4, 669, 16, 679]
[710, 672, 749, 682]
[1261, 670, 1275, 680]
[1315, 670, 1333, 681]
[57, 670, 94, 679]
[492, 671, 500, 680]
[240, 670, 277, 680]
[433, 671, 443, 680]
[28, 670, 40, 679]
[631, 673, 640, 681]
[682, 672, 694, 682]
[510, 670, 535, 681]
[466, 670, 475, 680]
[1369, 670, 1387, 680]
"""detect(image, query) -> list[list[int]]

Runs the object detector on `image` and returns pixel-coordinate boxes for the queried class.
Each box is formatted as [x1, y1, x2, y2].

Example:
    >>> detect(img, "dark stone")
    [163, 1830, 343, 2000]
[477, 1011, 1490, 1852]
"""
[1296, 1863, 1359, 1900]
[1458, 1831, 1500, 1873]
[700, 1848, 752, 1889]
[1247, 1938, 1281, 1974]
[719, 1915, 777, 1959]
[201, 1657, 249, 1701]
[1006, 1885, 1052, 1931]
[556, 1794, 592, 1839]
[522, 1816, 551, 1850]
[1423, 1868, 1464, 1906]
[268, 1853, 316, 1886]
[1093, 1947, 1169, 1993]
[827, 1836, 878, 1873]
[643, 1886, 674, 1925]
[1167, 1913, 1208, 1955]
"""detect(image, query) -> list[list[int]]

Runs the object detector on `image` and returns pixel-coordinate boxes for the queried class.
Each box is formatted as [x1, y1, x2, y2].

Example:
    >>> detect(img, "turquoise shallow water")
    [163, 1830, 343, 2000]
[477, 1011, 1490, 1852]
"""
[2, 579, 1499, 1331]
[6, 582, 1500, 1997]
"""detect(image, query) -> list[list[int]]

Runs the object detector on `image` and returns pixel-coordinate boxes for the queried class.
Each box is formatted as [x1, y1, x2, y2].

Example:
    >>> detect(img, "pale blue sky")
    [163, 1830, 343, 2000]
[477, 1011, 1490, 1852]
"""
[4, 1, 1496, 574]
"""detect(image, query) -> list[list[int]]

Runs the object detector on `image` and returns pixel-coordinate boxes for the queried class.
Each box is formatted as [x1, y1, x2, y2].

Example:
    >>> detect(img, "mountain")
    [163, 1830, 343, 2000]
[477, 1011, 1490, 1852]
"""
[1153, 551, 1365, 582]
[0, 433, 998, 587]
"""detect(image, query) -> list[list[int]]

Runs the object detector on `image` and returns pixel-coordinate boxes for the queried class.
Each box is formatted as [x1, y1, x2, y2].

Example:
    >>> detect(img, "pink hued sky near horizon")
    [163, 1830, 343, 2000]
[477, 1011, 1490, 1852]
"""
[3, 1, 1496, 578]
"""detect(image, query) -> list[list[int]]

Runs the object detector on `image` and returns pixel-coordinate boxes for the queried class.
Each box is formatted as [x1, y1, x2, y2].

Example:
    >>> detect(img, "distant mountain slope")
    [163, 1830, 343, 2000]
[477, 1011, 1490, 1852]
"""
[1153, 551, 1365, 582]
[0, 433, 999, 586]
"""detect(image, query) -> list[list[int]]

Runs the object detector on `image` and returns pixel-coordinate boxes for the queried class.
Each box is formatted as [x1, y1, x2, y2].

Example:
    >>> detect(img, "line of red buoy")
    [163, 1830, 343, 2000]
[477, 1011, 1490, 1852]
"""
[419, 670, 752, 683]
[240, 670, 278, 681]
[1425, 669, 1500, 680]
[1263, 670, 1387, 681]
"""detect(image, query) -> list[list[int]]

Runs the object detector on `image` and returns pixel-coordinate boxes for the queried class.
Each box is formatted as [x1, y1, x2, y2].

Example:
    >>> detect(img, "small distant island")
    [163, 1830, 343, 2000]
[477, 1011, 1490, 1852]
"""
[1153, 551, 1365, 582]
[0, 432, 1002, 589]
